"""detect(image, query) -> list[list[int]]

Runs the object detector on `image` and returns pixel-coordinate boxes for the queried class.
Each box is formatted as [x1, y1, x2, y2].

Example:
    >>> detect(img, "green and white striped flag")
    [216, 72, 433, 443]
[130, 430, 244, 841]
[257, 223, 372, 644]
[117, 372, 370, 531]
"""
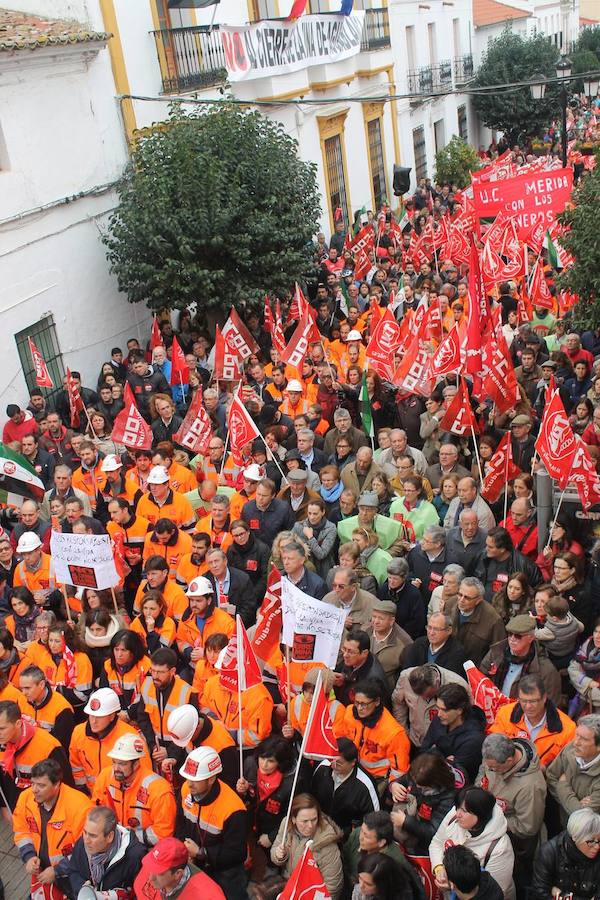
[545, 230, 562, 269]
[0, 443, 45, 505]
[360, 371, 374, 446]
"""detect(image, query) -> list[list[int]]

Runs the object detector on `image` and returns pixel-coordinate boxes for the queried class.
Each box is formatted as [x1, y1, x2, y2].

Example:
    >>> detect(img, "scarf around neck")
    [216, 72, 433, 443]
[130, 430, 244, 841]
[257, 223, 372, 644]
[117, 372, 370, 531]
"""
[320, 481, 343, 504]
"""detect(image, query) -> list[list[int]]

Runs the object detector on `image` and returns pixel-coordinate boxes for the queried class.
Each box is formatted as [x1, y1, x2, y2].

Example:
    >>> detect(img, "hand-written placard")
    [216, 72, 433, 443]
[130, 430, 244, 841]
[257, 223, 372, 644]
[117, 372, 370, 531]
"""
[281, 579, 346, 669]
[50, 531, 119, 589]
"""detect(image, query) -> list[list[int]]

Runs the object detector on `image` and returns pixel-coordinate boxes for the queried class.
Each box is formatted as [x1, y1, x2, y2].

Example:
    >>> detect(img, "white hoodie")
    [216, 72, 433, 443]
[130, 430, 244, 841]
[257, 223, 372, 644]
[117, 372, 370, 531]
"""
[429, 803, 516, 899]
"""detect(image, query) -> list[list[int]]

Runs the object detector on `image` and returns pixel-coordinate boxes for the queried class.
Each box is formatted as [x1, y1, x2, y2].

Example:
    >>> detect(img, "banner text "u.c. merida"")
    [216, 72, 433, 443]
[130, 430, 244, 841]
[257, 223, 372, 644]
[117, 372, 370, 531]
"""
[220, 12, 365, 83]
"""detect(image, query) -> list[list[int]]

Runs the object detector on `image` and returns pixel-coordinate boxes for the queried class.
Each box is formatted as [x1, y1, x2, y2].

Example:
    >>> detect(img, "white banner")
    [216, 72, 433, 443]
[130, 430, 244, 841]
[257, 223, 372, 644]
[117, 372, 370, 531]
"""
[281, 579, 346, 669]
[50, 532, 119, 590]
[220, 12, 365, 83]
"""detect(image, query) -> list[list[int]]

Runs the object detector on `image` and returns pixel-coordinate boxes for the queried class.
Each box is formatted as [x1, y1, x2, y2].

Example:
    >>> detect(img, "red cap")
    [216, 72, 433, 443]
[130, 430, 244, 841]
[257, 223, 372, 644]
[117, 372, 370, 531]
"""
[142, 837, 189, 874]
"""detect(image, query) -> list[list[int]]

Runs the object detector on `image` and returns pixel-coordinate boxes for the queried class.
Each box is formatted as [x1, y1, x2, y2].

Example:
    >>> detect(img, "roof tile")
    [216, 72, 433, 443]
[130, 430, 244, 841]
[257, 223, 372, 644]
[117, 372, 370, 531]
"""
[473, 0, 530, 28]
[0, 7, 110, 52]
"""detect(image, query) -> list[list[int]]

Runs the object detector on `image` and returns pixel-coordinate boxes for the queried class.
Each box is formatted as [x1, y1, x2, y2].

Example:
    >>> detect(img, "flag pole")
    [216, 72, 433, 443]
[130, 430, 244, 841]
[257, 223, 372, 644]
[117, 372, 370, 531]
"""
[463, 377, 484, 485]
[219, 432, 230, 481]
[280, 669, 323, 839]
[256, 430, 289, 486]
[503, 439, 511, 522]
[285, 644, 291, 723]
[60, 585, 74, 626]
[83, 405, 98, 441]
[110, 586, 120, 617]
[236, 616, 244, 778]
[544, 461, 575, 549]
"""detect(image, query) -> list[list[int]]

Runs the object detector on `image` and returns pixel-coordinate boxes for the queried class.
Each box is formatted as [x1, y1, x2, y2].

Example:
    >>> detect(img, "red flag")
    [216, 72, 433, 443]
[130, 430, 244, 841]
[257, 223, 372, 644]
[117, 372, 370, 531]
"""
[481, 433, 521, 503]
[438, 378, 474, 436]
[524, 219, 546, 255]
[65, 368, 84, 429]
[172, 388, 212, 455]
[392, 336, 434, 397]
[570, 436, 600, 512]
[123, 382, 137, 407]
[278, 845, 332, 900]
[535, 388, 577, 488]
[223, 308, 259, 360]
[28, 338, 54, 389]
[423, 297, 443, 344]
[213, 325, 242, 382]
[466, 240, 485, 375]
[365, 308, 404, 378]
[111, 400, 153, 450]
[304, 673, 338, 761]
[272, 300, 287, 355]
[429, 325, 462, 378]
[169, 335, 189, 386]
[219, 616, 262, 693]
[480, 328, 519, 414]
[463, 661, 510, 727]
[251, 565, 282, 666]
[346, 225, 375, 281]
[280, 311, 321, 370]
[528, 258, 554, 310]
[263, 296, 274, 335]
[228, 389, 260, 466]
[150, 316, 163, 350]
[111, 531, 131, 581]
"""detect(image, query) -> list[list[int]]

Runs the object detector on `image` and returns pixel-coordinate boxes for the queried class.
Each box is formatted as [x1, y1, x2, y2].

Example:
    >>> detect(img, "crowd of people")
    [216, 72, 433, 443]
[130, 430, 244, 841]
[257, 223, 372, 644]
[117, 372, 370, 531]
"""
[2, 158, 600, 900]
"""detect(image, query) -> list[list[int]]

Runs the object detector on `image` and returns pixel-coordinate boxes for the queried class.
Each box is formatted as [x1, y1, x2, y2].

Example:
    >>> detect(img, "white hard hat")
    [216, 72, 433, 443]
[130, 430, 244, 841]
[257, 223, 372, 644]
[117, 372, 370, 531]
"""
[101, 454, 123, 473]
[243, 463, 262, 481]
[347, 330, 362, 341]
[107, 731, 147, 761]
[16, 531, 42, 553]
[179, 746, 222, 780]
[287, 380, 303, 393]
[147, 465, 170, 485]
[84, 688, 121, 716]
[167, 704, 199, 748]
[186, 576, 213, 597]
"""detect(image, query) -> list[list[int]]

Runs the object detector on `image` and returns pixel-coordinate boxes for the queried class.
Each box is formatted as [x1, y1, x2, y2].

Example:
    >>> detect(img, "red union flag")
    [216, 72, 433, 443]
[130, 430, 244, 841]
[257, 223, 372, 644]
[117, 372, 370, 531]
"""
[251, 565, 282, 666]
[535, 388, 577, 488]
[222, 307, 259, 360]
[219, 615, 262, 693]
[263, 296, 274, 334]
[392, 338, 434, 397]
[528, 258, 554, 310]
[27, 338, 53, 389]
[570, 435, 600, 512]
[228, 389, 260, 466]
[172, 388, 212, 455]
[438, 378, 474, 436]
[213, 325, 242, 382]
[111, 400, 153, 450]
[304, 672, 338, 761]
[480, 329, 519, 414]
[346, 224, 375, 280]
[170, 335, 189, 386]
[464, 661, 510, 726]
[150, 316, 163, 349]
[278, 845, 332, 900]
[481, 433, 521, 503]
[366, 307, 403, 375]
[272, 299, 287, 355]
[280, 311, 321, 369]
[429, 325, 462, 378]
[466, 240, 485, 375]
[66, 368, 84, 429]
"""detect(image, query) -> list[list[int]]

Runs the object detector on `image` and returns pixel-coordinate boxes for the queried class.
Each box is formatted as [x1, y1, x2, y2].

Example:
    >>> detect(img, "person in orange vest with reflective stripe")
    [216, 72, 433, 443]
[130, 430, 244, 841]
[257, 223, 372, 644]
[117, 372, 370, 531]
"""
[0, 699, 73, 810]
[284, 667, 346, 740]
[166, 703, 238, 790]
[152, 442, 197, 494]
[18, 664, 74, 752]
[176, 746, 248, 899]
[98, 453, 142, 511]
[0, 669, 32, 714]
[489, 674, 576, 768]
[0, 627, 26, 686]
[340, 678, 410, 789]
[194, 495, 233, 552]
[126, 448, 153, 495]
[138, 647, 192, 767]
[14, 757, 92, 885]
[71, 441, 108, 512]
[134, 555, 188, 619]
[131, 591, 177, 653]
[70, 687, 151, 792]
[279, 380, 310, 419]
[201, 672, 273, 750]
[199, 437, 239, 488]
[190, 633, 230, 701]
[92, 731, 176, 847]
[13, 531, 61, 604]
[46, 623, 93, 713]
[175, 532, 211, 589]
[175, 576, 235, 681]
[99, 629, 151, 716]
[142, 519, 192, 580]
[137, 466, 195, 532]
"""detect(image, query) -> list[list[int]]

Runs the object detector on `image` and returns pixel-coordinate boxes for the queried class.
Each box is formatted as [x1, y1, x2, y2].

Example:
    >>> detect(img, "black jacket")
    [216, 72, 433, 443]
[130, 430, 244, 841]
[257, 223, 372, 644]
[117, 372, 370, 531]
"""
[401, 634, 468, 679]
[311, 760, 379, 837]
[390, 777, 456, 856]
[53, 386, 99, 426]
[227, 534, 271, 606]
[378, 579, 426, 640]
[151, 414, 184, 445]
[474, 549, 542, 603]
[421, 706, 487, 781]
[127, 367, 171, 418]
[241, 756, 295, 842]
[55, 826, 146, 898]
[334, 652, 388, 705]
[283, 568, 327, 601]
[532, 831, 600, 900]
[241, 498, 295, 547]
[408, 545, 450, 604]
[207, 566, 256, 627]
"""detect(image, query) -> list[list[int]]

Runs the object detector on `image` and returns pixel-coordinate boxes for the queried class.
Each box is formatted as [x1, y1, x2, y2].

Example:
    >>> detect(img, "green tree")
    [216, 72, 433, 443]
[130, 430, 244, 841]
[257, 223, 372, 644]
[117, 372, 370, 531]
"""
[572, 25, 600, 59]
[103, 104, 321, 313]
[570, 49, 600, 93]
[434, 135, 481, 188]
[472, 29, 561, 144]
[557, 158, 600, 328]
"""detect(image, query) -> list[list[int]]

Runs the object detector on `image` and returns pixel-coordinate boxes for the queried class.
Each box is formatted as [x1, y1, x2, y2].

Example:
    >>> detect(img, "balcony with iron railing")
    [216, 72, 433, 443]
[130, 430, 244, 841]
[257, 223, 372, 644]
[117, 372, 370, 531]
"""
[407, 60, 453, 96]
[152, 7, 391, 95]
[454, 53, 474, 83]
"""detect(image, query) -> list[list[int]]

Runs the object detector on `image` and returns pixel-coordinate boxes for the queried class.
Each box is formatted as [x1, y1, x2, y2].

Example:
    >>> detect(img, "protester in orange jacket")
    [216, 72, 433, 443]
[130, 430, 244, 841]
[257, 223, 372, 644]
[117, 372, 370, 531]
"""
[200, 673, 273, 750]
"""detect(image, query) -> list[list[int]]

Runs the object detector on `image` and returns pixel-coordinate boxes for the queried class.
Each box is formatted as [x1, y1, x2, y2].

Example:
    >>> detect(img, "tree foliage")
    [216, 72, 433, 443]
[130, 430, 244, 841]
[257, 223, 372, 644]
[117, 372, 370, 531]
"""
[572, 25, 600, 59]
[103, 104, 321, 313]
[557, 159, 600, 329]
[434, 136, 481, 189]
[472, 29, 562, 143]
